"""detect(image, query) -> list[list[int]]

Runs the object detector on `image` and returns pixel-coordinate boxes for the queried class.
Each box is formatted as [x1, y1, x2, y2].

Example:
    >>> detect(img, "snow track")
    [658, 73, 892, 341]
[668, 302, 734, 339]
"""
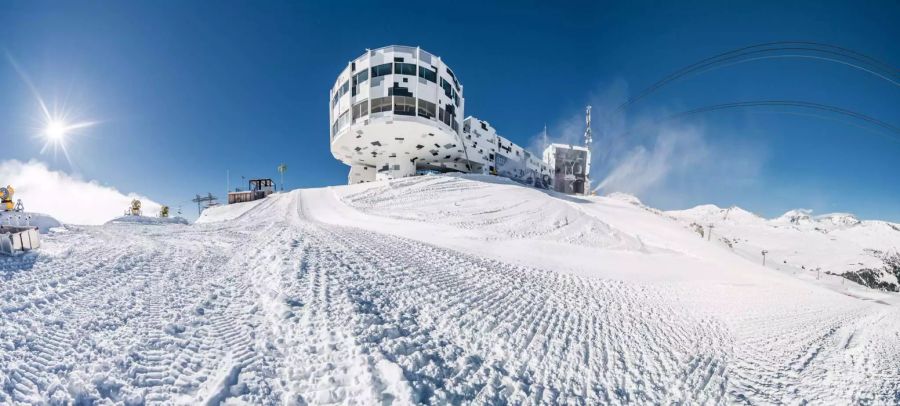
[2, 175, 899, 404]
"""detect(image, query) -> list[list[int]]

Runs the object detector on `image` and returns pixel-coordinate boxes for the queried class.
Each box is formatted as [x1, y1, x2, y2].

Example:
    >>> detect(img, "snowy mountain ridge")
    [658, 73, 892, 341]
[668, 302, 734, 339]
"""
[666, 201, 900, 291]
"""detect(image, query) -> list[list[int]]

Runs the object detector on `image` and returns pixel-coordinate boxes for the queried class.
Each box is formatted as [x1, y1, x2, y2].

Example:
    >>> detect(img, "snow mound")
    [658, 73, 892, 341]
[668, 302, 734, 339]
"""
[340, 174, 644, 250]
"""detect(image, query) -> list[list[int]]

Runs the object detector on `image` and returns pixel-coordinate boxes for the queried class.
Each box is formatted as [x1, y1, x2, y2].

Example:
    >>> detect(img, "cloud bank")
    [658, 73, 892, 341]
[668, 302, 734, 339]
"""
[0, 160, 161, 225]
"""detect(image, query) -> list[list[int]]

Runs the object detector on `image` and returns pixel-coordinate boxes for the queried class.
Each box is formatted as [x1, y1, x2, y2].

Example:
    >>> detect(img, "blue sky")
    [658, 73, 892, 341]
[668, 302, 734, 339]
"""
[1, 1, 898, 221]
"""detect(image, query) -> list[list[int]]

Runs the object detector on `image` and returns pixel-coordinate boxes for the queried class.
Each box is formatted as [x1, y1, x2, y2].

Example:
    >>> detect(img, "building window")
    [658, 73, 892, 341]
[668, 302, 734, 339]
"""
[393, 96, 415, 116]
[418, 66, 437, 83]
[417, 99, 436, 119]
[352, 70, 368, 96]
[371, 96, 392, 114]
[371, 63, 392, 78]
[337, 110, 350, 131]
[447, 67, 460, 91]
[332, 80, 350, 107]
[352, 99, 368, 121]
[440, 78, 453, 98]
[394, 62, 416, 76]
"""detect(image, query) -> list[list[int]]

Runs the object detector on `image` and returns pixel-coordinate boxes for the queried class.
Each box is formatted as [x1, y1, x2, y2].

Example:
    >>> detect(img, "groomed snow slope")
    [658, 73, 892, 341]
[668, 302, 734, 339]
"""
[1, 174, 898, 404]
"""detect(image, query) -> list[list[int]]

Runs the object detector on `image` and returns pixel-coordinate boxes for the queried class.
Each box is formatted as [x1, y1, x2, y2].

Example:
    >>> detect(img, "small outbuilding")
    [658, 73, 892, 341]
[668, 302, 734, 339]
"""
[228, 178, 276, 204]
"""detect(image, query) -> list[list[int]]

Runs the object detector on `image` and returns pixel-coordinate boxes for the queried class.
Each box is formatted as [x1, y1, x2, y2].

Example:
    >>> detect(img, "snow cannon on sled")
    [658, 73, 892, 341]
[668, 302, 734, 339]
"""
[127, 199, 142, 216]
[1, 185, 17, 212]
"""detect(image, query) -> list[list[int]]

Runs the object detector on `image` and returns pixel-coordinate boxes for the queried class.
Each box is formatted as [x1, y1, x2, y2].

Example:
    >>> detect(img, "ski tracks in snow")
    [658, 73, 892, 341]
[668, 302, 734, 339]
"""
[2, 189, 899, 404]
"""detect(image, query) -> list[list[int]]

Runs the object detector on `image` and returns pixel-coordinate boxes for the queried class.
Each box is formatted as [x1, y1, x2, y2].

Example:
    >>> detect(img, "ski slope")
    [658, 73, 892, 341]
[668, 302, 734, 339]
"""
[2, 174, 898, 404]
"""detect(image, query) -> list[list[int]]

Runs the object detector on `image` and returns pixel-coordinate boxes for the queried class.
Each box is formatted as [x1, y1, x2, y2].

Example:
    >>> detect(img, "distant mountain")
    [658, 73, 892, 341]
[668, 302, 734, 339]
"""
[667, 204, 900, 291]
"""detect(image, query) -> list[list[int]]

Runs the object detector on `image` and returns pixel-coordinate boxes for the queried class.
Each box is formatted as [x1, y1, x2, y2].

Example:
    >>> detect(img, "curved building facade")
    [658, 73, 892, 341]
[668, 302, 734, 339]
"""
[330, 46, 467, 183]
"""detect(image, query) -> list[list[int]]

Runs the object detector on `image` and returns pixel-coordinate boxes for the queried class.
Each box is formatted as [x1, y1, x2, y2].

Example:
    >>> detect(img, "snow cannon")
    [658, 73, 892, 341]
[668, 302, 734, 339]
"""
[0, 186, 14, 211]
[129, 199, 142, 216]
[160, 206, 169, 218]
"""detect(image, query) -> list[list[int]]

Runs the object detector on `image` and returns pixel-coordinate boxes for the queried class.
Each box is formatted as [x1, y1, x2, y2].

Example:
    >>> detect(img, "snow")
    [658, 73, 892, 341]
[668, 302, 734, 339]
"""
[194, 198, 268, 224]
[667, 202, 900, 290]
[0, 212, 61, 234]
[106, 215, 190, 225]
[1, 174, 898, 404]
[0, 160, 162, 225]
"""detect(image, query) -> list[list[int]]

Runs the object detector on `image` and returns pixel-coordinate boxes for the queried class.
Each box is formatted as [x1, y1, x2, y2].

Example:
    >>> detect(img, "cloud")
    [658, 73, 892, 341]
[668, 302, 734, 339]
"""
[0, 160, 161, 225]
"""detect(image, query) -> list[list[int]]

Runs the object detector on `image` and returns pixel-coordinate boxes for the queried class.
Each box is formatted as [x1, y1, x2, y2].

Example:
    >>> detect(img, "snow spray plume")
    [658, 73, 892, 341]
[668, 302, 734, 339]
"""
[529, 81, 763, 202]
[0, 160, 162, 225]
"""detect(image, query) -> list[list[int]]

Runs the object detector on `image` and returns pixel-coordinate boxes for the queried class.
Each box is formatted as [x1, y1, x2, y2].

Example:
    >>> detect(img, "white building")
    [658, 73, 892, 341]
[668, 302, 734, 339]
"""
[543, 144, 591, 195]
[330, 46, 466, 183]
[330, 45, 588, 194]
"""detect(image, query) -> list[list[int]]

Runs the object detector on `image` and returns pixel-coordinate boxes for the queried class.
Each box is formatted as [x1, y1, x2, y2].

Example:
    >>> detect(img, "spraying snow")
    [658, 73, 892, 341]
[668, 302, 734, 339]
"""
[0, 160, 161, 225]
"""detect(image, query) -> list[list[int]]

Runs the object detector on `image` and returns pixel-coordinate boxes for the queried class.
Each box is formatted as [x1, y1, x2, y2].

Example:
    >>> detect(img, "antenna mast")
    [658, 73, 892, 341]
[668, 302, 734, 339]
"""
[584, 105, 592, 146]
[543, 123, 549, 150]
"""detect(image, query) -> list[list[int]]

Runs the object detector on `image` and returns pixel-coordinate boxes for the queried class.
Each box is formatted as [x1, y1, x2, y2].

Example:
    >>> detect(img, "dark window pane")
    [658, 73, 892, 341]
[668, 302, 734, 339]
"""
[371, 96, 392, 113]
[352, 99, 368, 121]
[418, 66, 437, 83]
[351, 70, 369, 97]
[394, 62, 416, 76]
[371, 63, 392, 78]
[441, 78, 453, 98]
[393, 96, 415, 116]
[417, 99, 436, 119]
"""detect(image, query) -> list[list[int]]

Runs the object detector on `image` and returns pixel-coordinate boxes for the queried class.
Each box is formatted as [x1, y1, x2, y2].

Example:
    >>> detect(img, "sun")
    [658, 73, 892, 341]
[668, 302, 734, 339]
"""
[45, 120, 68, 141]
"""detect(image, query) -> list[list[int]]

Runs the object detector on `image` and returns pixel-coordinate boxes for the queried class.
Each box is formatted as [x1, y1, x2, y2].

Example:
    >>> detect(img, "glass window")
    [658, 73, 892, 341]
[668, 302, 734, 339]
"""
[418, 66, 437, 83]
[417, 99, 436, 119]
[440, 78, 453, 98]
[394, 62, 416, 76]
[371, 96, 392, 114]
[352, 70, 368, 96]
[371, 63, 392, 78]
[333, 80, 350, 106]
[446, 67, 460, 90]
[352, 99, 368, 121]
[393, 96, 415, 116]
[337, 110, 350, 131]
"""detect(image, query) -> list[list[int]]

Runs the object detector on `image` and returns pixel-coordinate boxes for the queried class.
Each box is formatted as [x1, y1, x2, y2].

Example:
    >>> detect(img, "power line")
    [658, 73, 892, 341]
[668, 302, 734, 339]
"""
[614, 100, 900, 143]
[612, 41, 899, 115]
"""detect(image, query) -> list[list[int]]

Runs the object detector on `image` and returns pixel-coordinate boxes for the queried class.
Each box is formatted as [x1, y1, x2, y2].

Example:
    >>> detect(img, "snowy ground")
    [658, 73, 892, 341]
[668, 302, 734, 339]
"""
[2, 174, 899, 404]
